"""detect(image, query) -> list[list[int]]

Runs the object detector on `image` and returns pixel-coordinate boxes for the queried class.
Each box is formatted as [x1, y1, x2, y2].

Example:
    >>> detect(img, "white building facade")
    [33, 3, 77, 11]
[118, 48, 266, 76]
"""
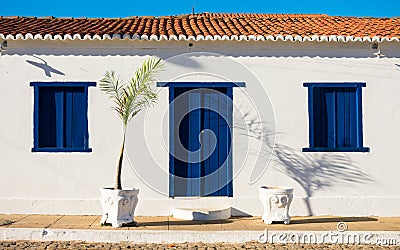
[0, 14, 399, 217]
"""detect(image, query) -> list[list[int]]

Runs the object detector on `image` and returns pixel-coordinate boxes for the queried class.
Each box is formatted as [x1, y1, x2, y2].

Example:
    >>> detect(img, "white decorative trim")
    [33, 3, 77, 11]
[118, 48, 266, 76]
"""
[1, 33, 399, 42]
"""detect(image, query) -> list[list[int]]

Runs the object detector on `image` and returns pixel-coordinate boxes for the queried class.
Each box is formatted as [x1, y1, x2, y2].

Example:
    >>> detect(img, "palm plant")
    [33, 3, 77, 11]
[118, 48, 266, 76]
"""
[100, 57, 164, 190]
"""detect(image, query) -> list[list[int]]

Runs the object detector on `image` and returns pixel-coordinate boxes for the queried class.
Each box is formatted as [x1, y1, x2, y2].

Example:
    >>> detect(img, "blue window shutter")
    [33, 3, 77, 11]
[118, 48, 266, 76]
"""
[31, 82, 95, 152]
[54, 88, 64, 148]
[33, 86, 39, 149]
[325, 88, 336, 148]
[349, 89, 357, 147]
[308, 86, 315, 148]
[313, 87, 330, 148]
[312, 87, 322, 147]
[38, 87, 57, 148]
[64, 87, 86, 148]
[336, 88, 357, 147]
[303, 82, 369, 152]
[64, 89, 73, 148]
[336, 89, 346, 147]
[356, 86, 364, 148]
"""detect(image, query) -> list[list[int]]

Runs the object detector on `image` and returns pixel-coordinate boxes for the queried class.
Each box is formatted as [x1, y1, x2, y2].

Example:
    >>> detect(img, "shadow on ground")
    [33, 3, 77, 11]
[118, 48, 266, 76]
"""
[291, 216, 378, 224]
[0, 220, 12, 226]
[138, 219, 233, 227]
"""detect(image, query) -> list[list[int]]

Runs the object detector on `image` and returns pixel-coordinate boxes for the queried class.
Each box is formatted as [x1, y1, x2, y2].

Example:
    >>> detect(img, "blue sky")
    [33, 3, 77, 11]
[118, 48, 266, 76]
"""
[2, 0, 399, 18]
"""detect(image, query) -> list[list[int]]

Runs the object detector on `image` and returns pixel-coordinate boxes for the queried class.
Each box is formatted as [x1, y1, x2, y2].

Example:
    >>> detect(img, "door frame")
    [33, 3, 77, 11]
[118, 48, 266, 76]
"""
[157, 82, 245, 197]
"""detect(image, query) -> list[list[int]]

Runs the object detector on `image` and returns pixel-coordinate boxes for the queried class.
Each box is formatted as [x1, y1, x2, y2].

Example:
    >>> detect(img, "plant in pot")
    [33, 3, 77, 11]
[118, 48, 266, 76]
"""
[99, 57, 164, 227]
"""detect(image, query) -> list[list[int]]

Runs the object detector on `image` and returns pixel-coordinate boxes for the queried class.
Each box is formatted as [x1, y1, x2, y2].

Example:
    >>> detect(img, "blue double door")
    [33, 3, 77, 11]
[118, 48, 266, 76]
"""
[170, 87, 233, 197]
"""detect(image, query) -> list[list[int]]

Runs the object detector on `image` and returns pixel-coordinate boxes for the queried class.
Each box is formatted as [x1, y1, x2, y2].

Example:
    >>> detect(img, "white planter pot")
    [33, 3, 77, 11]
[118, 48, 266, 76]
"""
[100, 188, 139, 227]
[259, 186, 293, 224]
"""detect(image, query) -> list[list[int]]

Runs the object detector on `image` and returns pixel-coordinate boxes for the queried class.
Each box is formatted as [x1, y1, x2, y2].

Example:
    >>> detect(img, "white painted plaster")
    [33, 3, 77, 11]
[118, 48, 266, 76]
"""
[0, 39, 399, 216]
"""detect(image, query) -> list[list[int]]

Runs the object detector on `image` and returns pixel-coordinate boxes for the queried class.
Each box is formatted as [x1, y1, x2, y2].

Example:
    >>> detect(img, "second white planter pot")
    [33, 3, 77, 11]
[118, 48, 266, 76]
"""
[100, 188, 139, 227]
[259, 186, 293, 224]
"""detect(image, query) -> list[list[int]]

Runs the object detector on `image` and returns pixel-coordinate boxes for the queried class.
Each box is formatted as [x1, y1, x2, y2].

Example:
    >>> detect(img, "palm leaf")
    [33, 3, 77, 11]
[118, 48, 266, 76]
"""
[100, 57, 163, 126]
[99, 71, 125, 118]
[99, 57, 164, 190]
[123, 58, 164, 124]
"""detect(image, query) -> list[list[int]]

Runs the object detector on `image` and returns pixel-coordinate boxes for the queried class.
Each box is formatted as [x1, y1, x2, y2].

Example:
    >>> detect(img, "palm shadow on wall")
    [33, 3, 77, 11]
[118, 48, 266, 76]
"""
[26, 56, 65, 77]
[235, 115, 373, 216]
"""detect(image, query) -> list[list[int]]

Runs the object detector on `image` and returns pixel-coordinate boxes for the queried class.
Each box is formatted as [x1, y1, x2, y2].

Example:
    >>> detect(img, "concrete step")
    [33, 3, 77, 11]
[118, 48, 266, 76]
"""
[172, 207, 231, 221]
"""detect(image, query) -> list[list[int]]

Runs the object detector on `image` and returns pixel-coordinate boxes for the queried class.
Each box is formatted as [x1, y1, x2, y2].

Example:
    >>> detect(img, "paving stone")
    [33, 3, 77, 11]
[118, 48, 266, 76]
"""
[51, 215, 98, 229]
[7, 214, 62, 228]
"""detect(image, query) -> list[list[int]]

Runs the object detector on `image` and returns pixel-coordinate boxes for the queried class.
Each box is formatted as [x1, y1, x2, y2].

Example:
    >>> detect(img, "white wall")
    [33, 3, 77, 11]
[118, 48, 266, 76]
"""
[0, 39, 399, 216]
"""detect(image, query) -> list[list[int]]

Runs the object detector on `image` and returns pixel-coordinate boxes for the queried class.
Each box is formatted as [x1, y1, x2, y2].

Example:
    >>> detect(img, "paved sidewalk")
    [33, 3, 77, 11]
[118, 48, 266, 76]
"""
[1, 214, 399, 231]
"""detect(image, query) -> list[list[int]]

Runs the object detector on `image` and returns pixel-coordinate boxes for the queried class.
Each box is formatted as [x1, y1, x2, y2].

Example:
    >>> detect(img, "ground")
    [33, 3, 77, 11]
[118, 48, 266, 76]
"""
[0, 241, 399, 250]
[1, 215, 399, 249]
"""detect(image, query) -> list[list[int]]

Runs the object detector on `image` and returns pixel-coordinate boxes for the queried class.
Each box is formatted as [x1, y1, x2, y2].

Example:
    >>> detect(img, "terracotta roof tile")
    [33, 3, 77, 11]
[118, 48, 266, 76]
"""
[0, 13, 399, 41]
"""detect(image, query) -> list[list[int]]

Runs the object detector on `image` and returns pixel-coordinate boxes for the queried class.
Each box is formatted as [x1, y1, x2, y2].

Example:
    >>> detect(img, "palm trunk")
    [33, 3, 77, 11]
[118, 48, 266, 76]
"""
[114, 126, 126, 190]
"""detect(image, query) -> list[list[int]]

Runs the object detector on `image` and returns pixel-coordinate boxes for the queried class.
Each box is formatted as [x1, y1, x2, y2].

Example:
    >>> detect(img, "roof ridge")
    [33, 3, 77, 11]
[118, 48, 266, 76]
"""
[168, 13, 330, 19]
[1, 14, 399, 20]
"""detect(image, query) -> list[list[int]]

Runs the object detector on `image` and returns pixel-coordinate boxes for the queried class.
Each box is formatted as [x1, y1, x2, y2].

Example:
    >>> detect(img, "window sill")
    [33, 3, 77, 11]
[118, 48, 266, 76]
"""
[302, 147, 370, 152]
[32, 148, 92, 153]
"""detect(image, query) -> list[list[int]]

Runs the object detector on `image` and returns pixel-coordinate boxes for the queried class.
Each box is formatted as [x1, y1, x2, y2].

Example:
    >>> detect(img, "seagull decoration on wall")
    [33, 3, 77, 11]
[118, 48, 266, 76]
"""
[26, 56, 65, 77]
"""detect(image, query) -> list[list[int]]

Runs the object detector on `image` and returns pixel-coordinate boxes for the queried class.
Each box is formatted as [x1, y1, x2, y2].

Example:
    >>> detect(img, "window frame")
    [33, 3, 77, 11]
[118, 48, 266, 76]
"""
[303, 82, 369, 152]
[30, 82, 96, 153]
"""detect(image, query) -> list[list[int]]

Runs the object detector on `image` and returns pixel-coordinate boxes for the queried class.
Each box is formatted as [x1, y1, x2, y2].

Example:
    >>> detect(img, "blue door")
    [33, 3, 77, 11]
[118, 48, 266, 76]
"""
[170, 87, 233, 197]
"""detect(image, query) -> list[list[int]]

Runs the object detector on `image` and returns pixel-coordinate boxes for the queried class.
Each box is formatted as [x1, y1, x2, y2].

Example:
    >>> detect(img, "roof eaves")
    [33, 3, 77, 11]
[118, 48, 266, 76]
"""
[1, 33, 399, 42]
